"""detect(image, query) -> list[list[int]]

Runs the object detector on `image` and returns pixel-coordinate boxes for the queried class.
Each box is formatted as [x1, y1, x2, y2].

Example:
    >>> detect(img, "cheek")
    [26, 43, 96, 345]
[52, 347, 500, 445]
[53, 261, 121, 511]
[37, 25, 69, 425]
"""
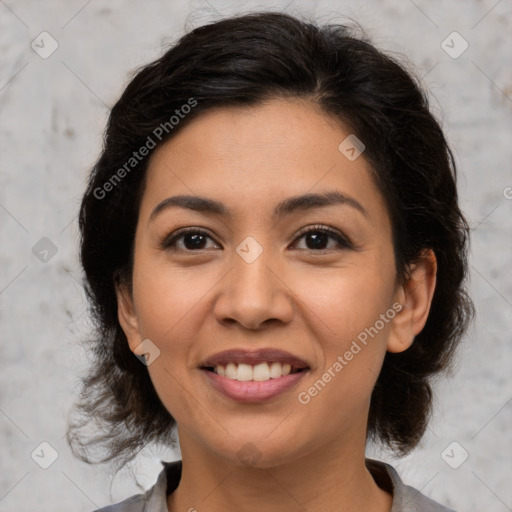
[131, 265, 210, 419]
[293, 259, 395, 339]
[132, 261, 216, 341]
[292, 262, 395, 395]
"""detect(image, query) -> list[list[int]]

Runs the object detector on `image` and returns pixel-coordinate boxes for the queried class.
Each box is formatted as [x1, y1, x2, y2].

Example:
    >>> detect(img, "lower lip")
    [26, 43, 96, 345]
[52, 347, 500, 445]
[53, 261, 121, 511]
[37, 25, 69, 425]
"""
[202, 369, 308, 403]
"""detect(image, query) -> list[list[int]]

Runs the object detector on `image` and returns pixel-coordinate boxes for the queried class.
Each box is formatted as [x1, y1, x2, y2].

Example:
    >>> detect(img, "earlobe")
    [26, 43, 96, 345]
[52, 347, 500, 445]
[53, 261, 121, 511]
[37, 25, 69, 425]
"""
[387, 249, 437, 353]
[115, 283, 143, 354]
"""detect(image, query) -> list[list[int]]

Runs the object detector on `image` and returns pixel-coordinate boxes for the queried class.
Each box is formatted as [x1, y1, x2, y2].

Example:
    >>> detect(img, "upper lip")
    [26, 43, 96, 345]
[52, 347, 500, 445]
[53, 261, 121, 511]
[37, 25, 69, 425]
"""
[199, 349, 310, 371]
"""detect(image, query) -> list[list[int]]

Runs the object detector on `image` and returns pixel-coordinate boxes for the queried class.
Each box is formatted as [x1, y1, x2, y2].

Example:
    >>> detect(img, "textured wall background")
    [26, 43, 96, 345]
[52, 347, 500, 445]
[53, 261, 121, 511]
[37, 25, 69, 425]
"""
[1, 1, 511, 511]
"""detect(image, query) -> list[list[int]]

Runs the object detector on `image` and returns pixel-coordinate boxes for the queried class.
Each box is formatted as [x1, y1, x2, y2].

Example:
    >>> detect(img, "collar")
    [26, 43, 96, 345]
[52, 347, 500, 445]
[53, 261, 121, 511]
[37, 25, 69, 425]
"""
[139, 458, 454, 512]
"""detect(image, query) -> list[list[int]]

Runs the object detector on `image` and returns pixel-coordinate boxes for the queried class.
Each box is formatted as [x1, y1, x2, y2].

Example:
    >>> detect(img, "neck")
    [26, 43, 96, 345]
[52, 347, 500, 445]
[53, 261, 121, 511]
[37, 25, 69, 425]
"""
[167, 431, 392, 512]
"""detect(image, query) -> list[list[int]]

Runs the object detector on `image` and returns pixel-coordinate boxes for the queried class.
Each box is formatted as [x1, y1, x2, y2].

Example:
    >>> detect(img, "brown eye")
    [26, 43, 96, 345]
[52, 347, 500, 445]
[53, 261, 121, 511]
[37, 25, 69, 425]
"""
[292, 225, 353, 251]
[160, 225, 352, 253]
[160, 228, 220, 251]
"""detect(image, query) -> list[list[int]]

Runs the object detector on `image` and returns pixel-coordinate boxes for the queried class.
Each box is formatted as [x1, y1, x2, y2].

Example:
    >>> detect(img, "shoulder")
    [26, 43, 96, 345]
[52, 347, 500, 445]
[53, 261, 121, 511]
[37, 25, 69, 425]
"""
[397, 480, 457, 512]
[366, 459, 457, 512]
[92, 493, 146, 512]
[91, 459, 181, 512]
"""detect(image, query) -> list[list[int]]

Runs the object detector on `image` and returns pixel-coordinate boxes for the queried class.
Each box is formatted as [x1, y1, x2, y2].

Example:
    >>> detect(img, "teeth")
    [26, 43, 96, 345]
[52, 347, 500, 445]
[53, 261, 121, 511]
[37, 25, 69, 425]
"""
[269, 362, 283, 379]
[213, 362, 294, 381]
[225, 362, 237, 379]
[237, 363, 253, 381]
[253, 362, 270, 381]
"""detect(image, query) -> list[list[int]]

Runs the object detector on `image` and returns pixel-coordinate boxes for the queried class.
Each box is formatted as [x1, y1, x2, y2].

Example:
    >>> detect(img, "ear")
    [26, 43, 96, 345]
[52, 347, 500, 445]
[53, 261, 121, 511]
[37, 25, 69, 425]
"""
[387, 249, 437, 353]
[115, 282, 144, 355]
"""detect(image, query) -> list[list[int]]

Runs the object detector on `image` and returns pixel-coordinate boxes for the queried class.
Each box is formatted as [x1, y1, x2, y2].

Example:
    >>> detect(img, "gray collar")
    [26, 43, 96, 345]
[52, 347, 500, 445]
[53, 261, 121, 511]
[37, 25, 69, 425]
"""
[124, 458, 455, 512]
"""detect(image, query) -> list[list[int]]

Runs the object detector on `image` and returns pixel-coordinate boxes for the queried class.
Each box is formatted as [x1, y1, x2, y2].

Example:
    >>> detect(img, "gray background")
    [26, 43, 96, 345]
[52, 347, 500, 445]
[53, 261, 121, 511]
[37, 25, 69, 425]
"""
[1, 0, 511, 510]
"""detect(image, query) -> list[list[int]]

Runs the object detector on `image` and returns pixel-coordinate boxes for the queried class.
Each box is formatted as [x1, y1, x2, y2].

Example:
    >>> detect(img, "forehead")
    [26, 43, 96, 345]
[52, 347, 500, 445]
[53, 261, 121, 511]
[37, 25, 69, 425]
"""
[140, 98, 389, 228]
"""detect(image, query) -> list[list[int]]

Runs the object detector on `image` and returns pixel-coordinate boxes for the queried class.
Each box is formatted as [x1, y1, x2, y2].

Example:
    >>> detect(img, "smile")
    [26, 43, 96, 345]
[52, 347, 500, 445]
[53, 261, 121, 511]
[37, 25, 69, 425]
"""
[199, 348, 311, 402]
[207, 361, 306, 381]
[202, 368, 311, 403]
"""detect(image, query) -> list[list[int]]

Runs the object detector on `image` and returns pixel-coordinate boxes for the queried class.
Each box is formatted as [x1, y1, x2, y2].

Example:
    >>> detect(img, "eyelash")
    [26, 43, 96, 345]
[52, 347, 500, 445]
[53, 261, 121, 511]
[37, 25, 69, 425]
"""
[159, 224, 353, 253]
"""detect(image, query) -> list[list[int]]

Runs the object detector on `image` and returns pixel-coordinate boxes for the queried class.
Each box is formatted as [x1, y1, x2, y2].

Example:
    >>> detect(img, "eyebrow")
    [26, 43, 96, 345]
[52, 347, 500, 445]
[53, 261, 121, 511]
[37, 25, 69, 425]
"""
[149, 190, 368, 222]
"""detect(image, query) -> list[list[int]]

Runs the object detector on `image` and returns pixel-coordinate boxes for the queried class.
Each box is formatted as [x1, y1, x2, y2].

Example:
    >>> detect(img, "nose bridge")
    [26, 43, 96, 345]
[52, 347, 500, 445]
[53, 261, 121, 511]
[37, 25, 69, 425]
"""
[213, 237, 293, 329]
[234, 241, 275, 294]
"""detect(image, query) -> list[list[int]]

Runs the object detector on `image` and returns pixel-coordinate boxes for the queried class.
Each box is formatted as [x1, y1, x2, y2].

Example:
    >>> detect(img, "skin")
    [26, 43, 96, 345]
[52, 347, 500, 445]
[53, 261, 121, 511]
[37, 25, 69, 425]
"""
[116, 98, 437, 512]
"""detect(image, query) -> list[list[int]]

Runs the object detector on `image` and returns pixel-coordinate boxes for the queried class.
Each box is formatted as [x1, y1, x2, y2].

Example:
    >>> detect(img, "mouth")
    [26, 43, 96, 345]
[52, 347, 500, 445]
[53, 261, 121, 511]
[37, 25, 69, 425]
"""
[199, 348, 310, 402]
[199, 348, 310, 381]
[202, 362, 308, 381]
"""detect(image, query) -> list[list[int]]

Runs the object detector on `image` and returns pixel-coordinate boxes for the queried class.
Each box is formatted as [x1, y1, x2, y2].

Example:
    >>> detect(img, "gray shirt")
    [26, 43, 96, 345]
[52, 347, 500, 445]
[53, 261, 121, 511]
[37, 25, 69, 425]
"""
[93, 459, 455, 512]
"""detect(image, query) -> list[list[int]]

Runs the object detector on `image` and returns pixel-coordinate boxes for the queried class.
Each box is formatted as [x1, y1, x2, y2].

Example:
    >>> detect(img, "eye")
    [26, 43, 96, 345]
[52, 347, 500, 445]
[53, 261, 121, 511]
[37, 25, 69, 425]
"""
[160, 225, 353, 252]
[291, 225, 353, 251]
[160, 227, 219, 251]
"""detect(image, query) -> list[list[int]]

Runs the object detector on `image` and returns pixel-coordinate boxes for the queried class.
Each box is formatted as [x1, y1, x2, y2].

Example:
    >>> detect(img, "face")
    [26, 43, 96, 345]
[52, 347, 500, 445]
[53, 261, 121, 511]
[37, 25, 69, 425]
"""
[117, 98, 432, 468]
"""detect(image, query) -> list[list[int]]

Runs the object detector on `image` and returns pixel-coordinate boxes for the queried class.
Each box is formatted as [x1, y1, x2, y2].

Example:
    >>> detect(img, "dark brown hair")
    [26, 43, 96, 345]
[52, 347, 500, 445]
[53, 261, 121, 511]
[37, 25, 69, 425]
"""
[67, 11, 474, 475]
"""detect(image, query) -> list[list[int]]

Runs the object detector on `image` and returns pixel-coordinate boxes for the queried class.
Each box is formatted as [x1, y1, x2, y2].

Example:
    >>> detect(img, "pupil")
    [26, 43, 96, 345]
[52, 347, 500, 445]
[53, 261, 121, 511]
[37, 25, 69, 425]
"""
[182, 232, 329, 250]
[307, 232, 327, 250]
[185, 233, 206, 249]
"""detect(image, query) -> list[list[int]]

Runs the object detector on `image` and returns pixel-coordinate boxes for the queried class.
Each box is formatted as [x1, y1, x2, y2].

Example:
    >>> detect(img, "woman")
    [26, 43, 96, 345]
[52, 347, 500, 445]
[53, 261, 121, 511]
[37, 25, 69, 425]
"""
[67, 11, 474, 512]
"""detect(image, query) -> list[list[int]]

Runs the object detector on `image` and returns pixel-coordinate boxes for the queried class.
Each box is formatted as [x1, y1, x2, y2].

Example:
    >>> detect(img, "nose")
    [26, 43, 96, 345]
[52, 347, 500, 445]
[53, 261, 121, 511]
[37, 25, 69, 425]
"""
[212, 247, 294, 331]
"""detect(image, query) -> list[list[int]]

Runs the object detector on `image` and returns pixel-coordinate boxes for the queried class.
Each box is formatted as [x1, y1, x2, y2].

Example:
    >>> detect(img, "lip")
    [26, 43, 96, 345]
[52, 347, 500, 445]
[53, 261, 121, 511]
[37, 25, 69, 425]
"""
[199, 348, 310, 403]
[199, 348, 310, 372]
[202, 368, 309, 403]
